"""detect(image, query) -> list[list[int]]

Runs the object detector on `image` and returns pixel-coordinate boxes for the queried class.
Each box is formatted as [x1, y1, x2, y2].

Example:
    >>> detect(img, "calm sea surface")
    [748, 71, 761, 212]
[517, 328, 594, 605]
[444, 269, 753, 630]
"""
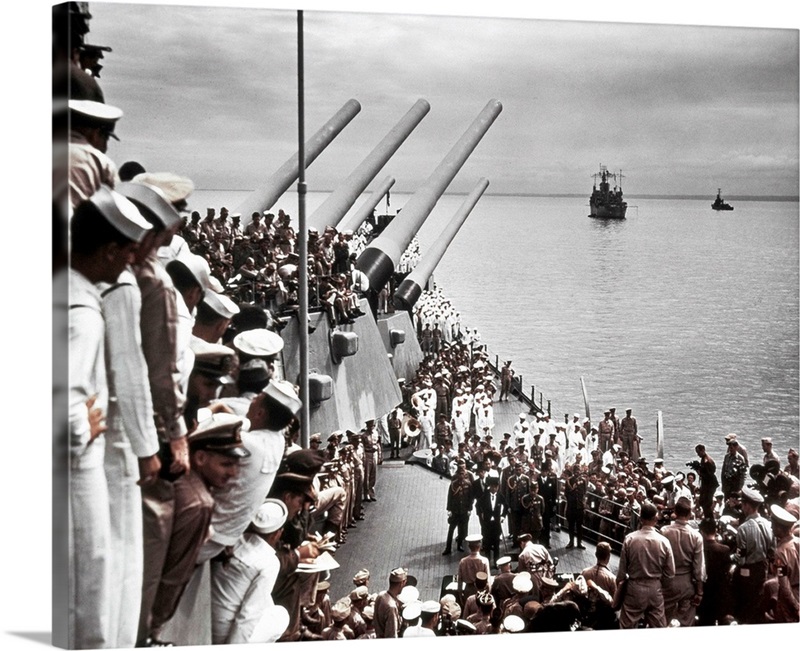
[190, 190, 799, 469]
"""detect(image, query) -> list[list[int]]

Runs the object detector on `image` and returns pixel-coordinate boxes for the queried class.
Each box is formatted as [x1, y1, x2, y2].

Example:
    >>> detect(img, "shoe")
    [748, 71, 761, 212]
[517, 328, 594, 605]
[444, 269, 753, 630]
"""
[566, 542, 574, 549]
[356, 516, 365, 521]
[442, 549, 452, 556]
[577, 544, 586, 549]
[348, 522, 357, 528]
[457, 546, 464, 552]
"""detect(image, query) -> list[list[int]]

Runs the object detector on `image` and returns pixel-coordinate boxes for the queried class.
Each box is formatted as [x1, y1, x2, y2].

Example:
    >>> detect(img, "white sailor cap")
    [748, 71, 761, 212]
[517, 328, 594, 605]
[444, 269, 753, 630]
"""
[420, 600, 440, 615]
[85, 186, 152, 243]
[234, 328, 285, 357]
[512, 574, 533, 594]
[203, 290, 240, 320]
[770, 504, 798, 526]
[496, 556, 512, 567]
[402, 601, 422, 621]
[116, 180, 182, 230]
[465, 534, 482, 543]
[168, 251, 222, 294]
[251, 498, 288, 534]
[398, 585, 420, 605]
[455, 619, 476, 634]
[262, 380, 302, 419]
[503, 614, 525, 632]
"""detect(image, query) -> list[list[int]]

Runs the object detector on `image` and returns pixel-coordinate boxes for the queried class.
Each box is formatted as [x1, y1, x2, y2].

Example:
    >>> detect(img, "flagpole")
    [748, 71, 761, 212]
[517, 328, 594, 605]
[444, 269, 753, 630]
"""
[297, 10, 310, 448]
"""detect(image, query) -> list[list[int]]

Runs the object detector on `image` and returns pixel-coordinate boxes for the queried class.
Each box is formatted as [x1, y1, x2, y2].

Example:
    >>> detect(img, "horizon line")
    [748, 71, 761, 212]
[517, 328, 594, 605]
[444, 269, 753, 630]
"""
[194, 189, 800, 202]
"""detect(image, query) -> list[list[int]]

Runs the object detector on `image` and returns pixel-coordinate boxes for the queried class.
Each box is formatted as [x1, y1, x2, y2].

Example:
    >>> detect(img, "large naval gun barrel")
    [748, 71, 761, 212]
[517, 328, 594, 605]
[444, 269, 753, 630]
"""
[234, 99, 361, 221]
[355, 99, 502, 292]
[308, 99, 430, 232]
[394, 177, 489, 311]
[337, 175, 395, 234]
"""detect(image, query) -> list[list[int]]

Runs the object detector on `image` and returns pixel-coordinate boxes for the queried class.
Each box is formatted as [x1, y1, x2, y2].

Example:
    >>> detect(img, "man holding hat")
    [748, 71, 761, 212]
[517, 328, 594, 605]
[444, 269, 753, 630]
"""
[731, 485, 774, 623]
[140, 413, 250, 647]
[69, 186, 153, 649]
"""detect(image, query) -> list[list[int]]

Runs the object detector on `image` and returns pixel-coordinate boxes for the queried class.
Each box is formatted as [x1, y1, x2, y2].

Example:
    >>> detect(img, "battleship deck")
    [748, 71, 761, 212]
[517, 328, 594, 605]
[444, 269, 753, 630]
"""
[327, 391, 618, 601]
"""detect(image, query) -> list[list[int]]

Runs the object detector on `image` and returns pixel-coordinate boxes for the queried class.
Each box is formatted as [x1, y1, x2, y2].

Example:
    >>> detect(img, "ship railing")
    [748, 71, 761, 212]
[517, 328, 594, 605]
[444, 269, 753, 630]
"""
[485, 349, 553, 417]
[553, 486, 637, 552]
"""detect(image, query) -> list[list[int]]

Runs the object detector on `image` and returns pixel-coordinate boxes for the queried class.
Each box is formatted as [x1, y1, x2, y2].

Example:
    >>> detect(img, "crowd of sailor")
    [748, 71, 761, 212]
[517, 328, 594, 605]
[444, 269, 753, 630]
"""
[173, 205, 373, 326]
[59, 45, 411, 646]
[171, 200, 421, 327]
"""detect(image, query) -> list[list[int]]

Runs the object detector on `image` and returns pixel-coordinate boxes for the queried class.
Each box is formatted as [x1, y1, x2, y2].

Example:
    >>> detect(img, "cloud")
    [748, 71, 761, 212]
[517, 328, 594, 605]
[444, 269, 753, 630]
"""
[91, 3, 798, 196]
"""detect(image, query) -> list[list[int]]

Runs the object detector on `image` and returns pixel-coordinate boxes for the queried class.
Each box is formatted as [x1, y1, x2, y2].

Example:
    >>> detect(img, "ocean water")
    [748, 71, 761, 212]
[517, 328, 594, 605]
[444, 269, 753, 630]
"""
[190, 189, 799, 469]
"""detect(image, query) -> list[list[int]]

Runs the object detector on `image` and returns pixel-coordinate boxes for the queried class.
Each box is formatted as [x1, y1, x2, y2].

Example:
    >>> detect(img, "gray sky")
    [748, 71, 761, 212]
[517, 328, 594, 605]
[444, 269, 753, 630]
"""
[86, 1, 799, 196]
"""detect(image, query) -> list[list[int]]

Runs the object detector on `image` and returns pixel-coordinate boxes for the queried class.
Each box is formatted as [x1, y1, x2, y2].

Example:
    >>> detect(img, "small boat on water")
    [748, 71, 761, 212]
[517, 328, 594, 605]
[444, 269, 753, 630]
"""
[589, 165, 627, 219]
[711, 188, 734, 211]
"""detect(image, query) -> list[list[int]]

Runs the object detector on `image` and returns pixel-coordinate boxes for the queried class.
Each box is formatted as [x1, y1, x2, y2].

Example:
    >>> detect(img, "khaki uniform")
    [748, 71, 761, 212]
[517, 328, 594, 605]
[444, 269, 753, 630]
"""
[616, 524, 675, 628]
[661, 520, 705, 626]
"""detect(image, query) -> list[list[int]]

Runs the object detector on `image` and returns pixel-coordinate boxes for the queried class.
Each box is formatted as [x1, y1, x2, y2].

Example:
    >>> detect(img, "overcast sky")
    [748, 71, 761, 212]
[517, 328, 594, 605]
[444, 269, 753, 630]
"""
[82, 1, 799, 197]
